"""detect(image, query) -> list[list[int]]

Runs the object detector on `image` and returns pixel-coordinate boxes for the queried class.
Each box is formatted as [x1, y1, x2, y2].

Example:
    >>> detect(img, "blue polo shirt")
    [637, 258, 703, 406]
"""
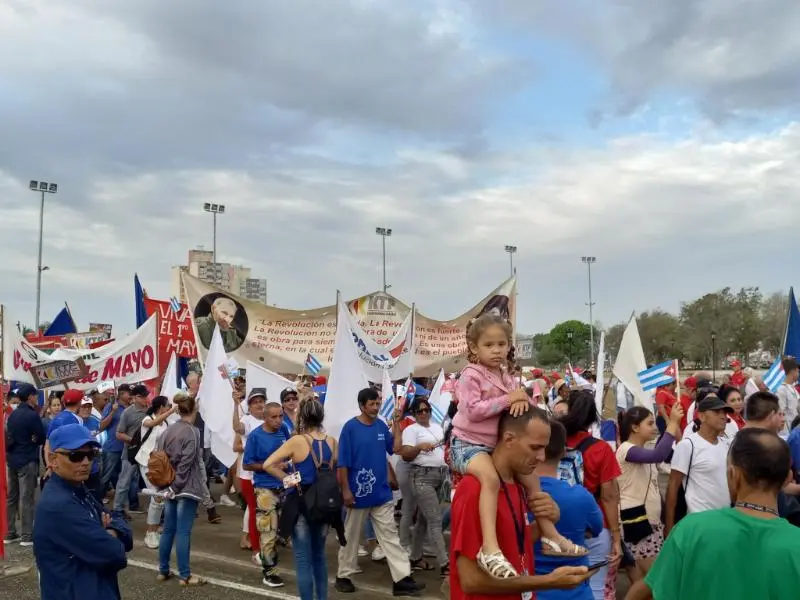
[243, 426, 288, 489]
[101, 402, 125, 453]
[6, 403, 46, 470]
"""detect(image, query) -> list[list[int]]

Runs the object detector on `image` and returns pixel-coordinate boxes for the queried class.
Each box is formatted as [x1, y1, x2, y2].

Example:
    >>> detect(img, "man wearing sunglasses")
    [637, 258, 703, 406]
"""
[34, 423, 133, 600]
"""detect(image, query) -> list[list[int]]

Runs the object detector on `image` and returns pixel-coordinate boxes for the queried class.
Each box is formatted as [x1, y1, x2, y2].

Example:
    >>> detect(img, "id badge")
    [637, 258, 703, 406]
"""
[520, 566, 531, 600]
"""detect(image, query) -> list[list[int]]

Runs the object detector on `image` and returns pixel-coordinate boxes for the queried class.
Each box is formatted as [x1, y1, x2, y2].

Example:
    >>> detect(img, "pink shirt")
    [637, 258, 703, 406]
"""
[451, 363, 526, 448]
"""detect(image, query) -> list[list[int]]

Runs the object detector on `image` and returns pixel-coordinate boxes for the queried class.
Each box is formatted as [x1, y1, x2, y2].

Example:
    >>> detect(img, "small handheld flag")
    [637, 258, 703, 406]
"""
[379, 369, 395, 421]
[169, 296, 182, 314]
[305, 353, 323, 376]
[637, 360, 677, 392]
[763, 358, 785, 393]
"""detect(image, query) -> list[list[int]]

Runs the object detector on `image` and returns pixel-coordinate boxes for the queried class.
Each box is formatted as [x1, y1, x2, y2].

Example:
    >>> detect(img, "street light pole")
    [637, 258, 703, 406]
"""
[567, 328, 574, 365]
[582, 256, 597, 362]
[29, 180, 57, 333]
[504, 245, 517, 277]
[203, 203, 225, 283]
[375, 227, 392, 292]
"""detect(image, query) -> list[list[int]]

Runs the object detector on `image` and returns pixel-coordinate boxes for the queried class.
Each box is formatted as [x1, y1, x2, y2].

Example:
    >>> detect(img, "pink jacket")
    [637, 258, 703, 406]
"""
[451, 363, 526, 448]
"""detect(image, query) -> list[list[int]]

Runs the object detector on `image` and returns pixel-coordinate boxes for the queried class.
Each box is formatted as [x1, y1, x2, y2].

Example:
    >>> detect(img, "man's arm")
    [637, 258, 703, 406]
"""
[664, 469, 684, 536]
[599, 479, 622, 564]
[456, 556, 591, 594]
[115, 410, 133, 443]
[99, 403, 116, 432]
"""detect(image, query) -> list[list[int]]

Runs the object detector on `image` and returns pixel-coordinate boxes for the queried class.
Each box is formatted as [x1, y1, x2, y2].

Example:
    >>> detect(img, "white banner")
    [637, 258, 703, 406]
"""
[245, 361, 296, 406]
[344, 306, 414, 381]
[3, 311, 159, 390]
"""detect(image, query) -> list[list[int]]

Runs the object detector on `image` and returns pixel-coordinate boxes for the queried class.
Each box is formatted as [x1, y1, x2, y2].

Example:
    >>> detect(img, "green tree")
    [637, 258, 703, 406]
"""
[760, 291, 788, 355]
[549, 320, 593, 365]
[603, 322, 627, 361]
[638, 310, 681, 363]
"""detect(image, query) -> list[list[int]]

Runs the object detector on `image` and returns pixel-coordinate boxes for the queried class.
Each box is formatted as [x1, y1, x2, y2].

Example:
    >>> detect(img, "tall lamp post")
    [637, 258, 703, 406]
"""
[567, 328, 574, 365]
[29, 180, 57, 333]
[504, 245, 517, 277]
[581, 256, 597, 359]
[203, 203, 225, 265]
[375, 227, 392, 292]
[711, 331, 717, 382]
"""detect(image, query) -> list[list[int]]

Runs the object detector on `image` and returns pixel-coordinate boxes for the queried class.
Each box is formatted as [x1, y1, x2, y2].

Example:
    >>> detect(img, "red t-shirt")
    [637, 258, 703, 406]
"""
[678, 394, 693, 430]
[566, 431, 621, 528]
[655, 389, 677, 415]
[450, 475, 535, 600]
[730, 371, 746, 387]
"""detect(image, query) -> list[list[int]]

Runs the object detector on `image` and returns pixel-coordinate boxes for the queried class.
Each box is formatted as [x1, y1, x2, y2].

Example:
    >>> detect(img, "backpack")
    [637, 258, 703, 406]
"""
[127, 425, 154, 463]
[146, 450, 176, 489]
[302, 435, 343, 524]
[558, 436, 600, 487]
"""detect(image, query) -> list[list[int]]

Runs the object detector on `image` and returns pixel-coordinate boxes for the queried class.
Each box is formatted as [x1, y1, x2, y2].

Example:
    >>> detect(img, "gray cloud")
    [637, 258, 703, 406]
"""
[1, 1, 798, 341]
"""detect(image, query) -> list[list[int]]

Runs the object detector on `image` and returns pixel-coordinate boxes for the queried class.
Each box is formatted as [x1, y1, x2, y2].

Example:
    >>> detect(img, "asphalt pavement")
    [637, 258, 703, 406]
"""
[0, 488, 631, 599]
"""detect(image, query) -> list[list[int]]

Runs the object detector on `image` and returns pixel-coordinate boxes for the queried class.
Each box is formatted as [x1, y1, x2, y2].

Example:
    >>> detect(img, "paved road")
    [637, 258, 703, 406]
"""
[1, 492, 631, 599]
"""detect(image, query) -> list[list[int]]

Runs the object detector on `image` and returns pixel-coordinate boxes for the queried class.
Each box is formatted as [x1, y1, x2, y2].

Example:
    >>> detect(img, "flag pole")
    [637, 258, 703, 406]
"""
[674, 358, 681, 405]
[781, 287, 793, 357]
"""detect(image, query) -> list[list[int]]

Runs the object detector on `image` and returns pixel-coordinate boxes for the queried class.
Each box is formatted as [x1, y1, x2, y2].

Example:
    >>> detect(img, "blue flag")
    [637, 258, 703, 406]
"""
[784, 287, 800, 359]
[134, 274, 148, 328]
[43, 305, 77, 336]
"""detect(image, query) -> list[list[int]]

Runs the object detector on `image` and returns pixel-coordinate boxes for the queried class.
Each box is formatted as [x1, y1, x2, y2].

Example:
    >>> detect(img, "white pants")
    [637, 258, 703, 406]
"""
[337, 501, 410, 582]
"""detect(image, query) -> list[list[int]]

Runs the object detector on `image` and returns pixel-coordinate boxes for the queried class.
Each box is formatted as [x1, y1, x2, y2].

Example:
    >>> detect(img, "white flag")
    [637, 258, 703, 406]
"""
[594, 331, 606, 416]
[246, 361, 296, 406]
[428, 369, 448, 424]
[612, 315, 652, 408]
[323, 299, 370, 440]
[160, 352, 182, 425]
[197, 325, 237, 467]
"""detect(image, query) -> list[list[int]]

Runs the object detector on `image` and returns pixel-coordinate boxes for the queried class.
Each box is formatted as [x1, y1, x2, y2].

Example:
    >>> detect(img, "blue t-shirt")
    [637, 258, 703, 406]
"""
[282, 414, 295, 436]
[533, 476, 603, 600]
[337, 417, 393, 508]
[243, 426, 288, 489]
[101, 402, 125, 453]
[788, 427, 800, 479]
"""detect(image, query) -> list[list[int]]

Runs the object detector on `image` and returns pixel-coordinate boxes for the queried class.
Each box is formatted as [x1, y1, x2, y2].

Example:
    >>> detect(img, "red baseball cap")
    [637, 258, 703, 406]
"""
[683, 376, 697, 391]
[730, 359, 742, 368]
[532, 368, 544, 379]
[62, 389, 84, 405]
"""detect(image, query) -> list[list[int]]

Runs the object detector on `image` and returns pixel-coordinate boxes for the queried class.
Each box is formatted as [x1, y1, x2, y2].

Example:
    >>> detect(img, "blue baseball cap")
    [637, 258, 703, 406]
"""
[49, 423, 100, 452]
[13, 383, 37, 401]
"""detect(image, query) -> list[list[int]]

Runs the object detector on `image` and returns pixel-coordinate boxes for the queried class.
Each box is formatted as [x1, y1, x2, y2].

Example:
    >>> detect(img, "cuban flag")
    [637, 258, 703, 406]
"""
[637, 360, 677, 392]
[305, 353, 323, 376]
[379, 369, 395, 421]
[169, 296, 182, 313]
[763, 358, 785, 393]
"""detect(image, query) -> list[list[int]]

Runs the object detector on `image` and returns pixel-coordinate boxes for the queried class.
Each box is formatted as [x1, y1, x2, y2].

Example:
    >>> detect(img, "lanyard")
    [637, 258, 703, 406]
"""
[735, 501, 779, 517]
[498, 476, 528, 562]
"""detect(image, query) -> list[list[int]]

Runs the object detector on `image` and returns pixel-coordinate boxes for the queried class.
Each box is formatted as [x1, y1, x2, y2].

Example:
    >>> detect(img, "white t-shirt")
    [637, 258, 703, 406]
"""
[671, 432, 730, 514]
[401, 423, 445, 467]
[135, 417, 168, 467]
[237, 414, 263, 482]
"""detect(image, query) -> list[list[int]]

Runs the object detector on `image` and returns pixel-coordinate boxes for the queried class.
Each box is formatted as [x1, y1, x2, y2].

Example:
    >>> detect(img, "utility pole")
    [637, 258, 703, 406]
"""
[29, 180, 57, 333]
[375, 227, 392, 292]
[582, 256, 597, 365]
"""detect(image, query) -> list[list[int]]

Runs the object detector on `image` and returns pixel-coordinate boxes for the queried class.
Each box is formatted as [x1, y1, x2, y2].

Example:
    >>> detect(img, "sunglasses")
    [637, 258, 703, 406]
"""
[56, 448, 99, 463]
[415, 408, 431, 414]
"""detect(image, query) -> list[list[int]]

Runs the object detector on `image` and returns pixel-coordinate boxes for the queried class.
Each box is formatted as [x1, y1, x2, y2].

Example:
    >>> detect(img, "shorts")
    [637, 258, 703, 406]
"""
[450, 436, 493, 475]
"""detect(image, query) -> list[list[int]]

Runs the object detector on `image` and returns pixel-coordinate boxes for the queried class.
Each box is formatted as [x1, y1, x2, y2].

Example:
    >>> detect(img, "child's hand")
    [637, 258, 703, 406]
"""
[509, 399, 530, 417]
[509, 388, 529, 403]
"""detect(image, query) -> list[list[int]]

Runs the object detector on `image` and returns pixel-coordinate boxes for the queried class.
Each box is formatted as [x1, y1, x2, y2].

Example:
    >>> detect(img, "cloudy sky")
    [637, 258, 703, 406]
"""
[2, 0, 799, 337]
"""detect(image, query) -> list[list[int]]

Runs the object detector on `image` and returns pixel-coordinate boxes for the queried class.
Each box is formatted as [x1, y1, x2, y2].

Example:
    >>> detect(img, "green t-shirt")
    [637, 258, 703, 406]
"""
[646, 508, 800, 599]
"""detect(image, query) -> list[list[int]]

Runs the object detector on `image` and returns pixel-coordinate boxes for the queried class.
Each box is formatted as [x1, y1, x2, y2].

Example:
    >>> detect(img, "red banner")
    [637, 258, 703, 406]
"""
[144, 299, 198, 376]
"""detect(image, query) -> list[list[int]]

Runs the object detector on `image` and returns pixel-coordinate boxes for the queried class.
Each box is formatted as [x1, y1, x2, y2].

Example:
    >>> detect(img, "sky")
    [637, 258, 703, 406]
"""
[2, 0, 799, 337]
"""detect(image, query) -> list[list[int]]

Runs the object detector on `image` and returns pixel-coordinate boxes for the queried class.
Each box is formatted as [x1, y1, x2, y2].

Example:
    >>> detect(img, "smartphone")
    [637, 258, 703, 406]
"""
[587, 560, 608, 571]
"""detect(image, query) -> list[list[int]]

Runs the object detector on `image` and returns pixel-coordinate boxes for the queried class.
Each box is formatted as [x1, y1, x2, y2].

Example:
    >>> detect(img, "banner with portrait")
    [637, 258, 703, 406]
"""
[181, 273, 516, 377]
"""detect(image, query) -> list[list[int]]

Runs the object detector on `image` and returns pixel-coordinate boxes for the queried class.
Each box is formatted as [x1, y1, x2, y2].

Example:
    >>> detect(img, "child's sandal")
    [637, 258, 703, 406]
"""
[477, 549, 518, 579]
[541, 537, 588, 557]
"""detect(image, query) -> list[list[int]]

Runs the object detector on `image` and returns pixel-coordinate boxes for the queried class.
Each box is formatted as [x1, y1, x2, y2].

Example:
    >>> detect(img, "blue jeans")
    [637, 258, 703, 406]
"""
[103, 451, 139, 508]
[159, 497, 198, 580]
[586, 528, 610, 600]
[292, 516, 328, 600]
[112, 456, 140, 514]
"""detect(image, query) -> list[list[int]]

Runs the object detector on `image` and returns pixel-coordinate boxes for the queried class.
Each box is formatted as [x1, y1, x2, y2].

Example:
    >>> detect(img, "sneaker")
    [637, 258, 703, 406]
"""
[219, 494, 237, 508]
[335, 577, 356, 593]
[144, 531, 160, 549]
[357, 544, 369, 557]
[262, 574, 285, 588]
[371, 545, 386, 562]
[19, 538, 34, 548]
[393, 576, 425, 597]
[129, 506, 145, 515]
[4, 534, 20, 544]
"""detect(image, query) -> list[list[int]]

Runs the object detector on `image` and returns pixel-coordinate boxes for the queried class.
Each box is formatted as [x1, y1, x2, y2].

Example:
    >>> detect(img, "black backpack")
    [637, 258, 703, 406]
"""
[302, 435, 342, 524]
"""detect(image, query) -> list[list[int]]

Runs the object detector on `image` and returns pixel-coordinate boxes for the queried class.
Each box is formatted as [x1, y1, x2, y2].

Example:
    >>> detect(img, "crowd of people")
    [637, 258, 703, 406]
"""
[5, 318, 800, 599]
